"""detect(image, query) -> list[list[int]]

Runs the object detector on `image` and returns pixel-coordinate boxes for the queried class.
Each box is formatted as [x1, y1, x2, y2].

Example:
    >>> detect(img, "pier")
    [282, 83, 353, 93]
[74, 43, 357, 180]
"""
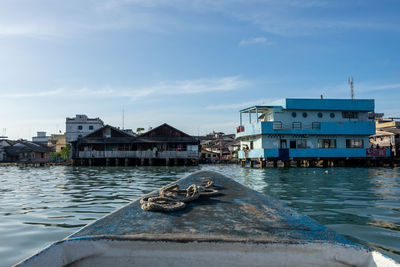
[240, 157, 400, 168]
[73, 151, 198, 166]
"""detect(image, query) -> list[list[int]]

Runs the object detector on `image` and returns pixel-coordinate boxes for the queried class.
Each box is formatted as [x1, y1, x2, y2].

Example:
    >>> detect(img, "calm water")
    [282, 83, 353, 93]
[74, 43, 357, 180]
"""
[0, 165, 399, 266]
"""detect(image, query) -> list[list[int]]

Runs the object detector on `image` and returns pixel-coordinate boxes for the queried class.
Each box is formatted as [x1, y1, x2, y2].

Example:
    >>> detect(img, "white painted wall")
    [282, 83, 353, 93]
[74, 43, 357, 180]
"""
[246, 135, 370, 150]
[65, 115, 104, 143]
[240, 137, 262, 150]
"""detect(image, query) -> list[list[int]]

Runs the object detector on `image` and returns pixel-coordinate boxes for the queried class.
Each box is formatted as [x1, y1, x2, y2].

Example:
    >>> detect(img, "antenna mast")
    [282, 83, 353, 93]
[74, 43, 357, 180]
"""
[0, 128, 6, 138]
[348, 76, 354, 99]
[122, 108, 125, 130]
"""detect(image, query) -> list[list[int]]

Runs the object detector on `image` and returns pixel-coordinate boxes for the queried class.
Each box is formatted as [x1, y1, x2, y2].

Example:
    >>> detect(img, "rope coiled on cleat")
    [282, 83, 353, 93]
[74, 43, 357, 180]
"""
[140, 177, 219, 212]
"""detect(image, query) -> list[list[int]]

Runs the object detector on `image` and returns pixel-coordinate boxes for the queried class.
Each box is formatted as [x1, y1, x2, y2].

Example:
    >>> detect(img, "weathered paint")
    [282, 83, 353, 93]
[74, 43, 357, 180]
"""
[15, 171, 399, 266]
[66, 171, 351, 244]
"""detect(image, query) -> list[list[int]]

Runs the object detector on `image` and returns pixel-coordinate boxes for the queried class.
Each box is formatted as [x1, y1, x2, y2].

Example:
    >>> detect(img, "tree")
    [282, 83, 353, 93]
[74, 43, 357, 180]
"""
[136, 128, 145, 135]
[50, 144, 70, 162]
[60, 144, 71, 160]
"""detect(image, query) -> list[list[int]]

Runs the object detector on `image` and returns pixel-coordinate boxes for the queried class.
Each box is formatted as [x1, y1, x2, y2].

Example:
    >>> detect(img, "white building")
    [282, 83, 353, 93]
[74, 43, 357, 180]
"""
[66, 115, 104, 143]
[32, 132, 50, 144]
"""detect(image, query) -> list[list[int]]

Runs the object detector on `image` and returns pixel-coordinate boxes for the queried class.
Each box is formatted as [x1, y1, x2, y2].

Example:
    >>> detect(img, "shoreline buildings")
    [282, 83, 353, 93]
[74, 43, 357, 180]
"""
[236, 98, 390, 167]
[370, 115, 400, 156]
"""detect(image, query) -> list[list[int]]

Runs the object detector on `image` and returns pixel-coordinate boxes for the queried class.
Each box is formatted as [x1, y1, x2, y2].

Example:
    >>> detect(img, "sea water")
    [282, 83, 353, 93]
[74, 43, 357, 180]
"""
[0, 165, 399, 266]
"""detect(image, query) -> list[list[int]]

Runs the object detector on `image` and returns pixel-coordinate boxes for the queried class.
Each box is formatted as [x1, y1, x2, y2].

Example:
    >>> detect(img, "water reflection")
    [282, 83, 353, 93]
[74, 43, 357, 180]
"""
[0, 165, 399, 266]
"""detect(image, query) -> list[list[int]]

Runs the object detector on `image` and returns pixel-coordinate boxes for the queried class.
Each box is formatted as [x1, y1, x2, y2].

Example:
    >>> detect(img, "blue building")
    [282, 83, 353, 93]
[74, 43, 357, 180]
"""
[236, 98, 389, 164]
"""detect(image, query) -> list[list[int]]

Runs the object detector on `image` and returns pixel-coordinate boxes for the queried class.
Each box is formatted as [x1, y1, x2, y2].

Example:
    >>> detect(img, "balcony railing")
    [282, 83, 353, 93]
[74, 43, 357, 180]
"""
[273, 121, 283, 129]
[78, 150, 198, 159]
[272, 121, 321, 130]
[312, 122, 321, 130]
[273, 122, 322, 130]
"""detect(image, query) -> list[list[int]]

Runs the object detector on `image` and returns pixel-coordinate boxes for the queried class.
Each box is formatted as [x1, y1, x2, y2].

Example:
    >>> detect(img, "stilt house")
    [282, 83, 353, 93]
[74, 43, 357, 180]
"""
[72, 123, 199, 166]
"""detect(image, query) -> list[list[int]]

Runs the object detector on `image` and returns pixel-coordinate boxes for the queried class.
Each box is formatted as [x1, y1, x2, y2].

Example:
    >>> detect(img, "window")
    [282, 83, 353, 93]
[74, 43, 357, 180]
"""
[273, 121, 282, 129]
[312, 122, 321, 129]
[318, 139, 337, 148]
[89, 125, 94, 130]
[41, 152, 44, 158]
[297, 139, 307, 149]
[330, 113, 335, 118]
[291, 112, 297, 118]
[290, 140, 296, 149]
[346, 139, 364, 148]
[302, 112, 308, 118]
[250, 141, 254, 149]
[342, 111, 358, 119]
[78, 125, 83, 130]
[318, 112, 323, 118]
[292, 122, 302, 129]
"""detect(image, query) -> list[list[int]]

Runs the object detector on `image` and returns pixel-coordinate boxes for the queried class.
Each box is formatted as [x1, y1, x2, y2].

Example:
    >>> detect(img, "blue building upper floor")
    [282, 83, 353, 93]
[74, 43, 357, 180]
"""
[236, 98, 376, 138]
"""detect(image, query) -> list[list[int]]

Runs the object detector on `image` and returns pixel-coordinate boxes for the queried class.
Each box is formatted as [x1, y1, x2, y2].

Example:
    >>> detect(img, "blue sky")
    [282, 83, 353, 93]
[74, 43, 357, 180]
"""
[1, 0, 400, 139]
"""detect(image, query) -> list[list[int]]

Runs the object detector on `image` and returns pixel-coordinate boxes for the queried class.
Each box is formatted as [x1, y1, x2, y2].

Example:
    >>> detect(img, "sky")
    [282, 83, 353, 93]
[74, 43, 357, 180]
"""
[1, 0, 400, 140]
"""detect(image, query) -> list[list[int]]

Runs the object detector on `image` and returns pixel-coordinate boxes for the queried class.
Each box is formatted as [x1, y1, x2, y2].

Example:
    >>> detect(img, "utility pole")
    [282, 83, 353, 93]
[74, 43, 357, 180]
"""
[122, 108, 125, 130]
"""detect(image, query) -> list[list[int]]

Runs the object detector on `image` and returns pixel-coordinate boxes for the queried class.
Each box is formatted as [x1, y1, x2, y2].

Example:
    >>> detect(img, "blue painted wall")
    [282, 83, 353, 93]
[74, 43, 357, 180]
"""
[285, 99, 374, 111]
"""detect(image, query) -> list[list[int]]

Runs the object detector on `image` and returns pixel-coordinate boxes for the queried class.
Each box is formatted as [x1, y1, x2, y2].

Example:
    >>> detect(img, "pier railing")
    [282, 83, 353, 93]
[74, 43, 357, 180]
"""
[78, 150, 198, 159]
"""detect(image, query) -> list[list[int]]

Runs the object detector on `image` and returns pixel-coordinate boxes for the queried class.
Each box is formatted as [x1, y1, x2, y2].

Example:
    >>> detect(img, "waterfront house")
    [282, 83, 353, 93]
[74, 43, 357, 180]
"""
[369, 130, 395, 153]
[198, 132, 239, 163]
[373, 115, 400, 156]
[47, 134, 67, 152]
[72, 123, 199, 166]
[66, 114, 104, 143]
[4, 141, 52, 164]
[0, 139, 14, 162]
[236, 98, 389, 167]
[0, 148, 5, 162]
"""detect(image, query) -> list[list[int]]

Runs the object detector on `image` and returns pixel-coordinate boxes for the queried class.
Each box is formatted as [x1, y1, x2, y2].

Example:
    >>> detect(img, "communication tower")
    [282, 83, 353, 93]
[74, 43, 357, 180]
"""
[348, 76, 354, 99]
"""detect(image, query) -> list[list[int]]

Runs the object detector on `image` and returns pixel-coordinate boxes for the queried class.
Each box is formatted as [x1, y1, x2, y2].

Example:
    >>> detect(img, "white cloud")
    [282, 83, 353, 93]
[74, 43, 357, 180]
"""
[0, 0, 396, 39]
[0, 76, 248, 100]
[358, 83, 400, 92]
[205, 98, 278, 110]
[239, 37, 272, 47]
[0, 88, 64, 98]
